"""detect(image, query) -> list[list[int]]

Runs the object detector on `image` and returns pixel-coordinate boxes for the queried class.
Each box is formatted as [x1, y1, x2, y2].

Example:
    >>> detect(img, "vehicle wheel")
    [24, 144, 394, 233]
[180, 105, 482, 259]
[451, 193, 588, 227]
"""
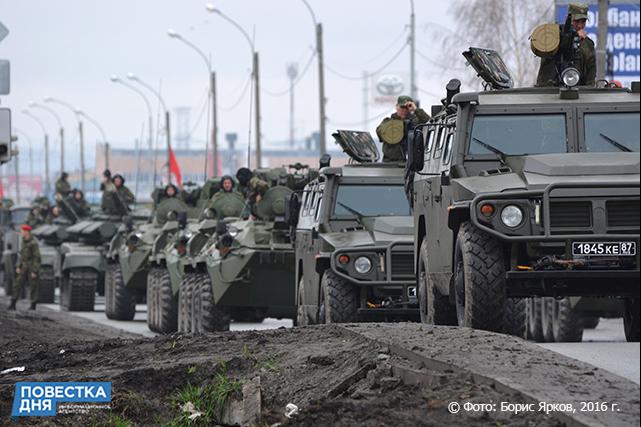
[38, 266, 56, 303]
[453, 222, 505, 332]
[195, 273, 230, 332]
[419, 238, 456, 325]
[526, 298, 544, 342]
[552, 298, 583, 342]
[146, 268, 159, 332]
[624, 298, 640, 342]
[503, 298, 526, 338]
[540, 297, 555, 342]
[178, 273, 194, 333]
[582, 316, 600, 329]
[320, 270, 358, 323]
[105, 263, 136, 321]
[60, 268, 97, 311]
[296, 277, 309, 326]
[157, 268, 178, 333]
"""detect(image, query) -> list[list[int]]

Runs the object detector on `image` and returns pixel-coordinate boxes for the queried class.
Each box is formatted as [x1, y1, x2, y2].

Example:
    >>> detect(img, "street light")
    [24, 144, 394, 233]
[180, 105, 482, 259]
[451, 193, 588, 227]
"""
[44, 96, 87, 193]
[409, 0, 417, 100]
[28, 101, 65, 174]
[301, 0, 327, 156]
[165, 31, 218, 178]
[22, 109, 51, 196]
[110, 74, 154, 191]
[205, 3, 262, 168]
[76, 109, 109, 197]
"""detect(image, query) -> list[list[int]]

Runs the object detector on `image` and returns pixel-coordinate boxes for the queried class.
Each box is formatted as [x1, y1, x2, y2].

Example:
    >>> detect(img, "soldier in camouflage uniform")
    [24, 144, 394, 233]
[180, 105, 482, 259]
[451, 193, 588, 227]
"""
[376, 95, 430, 162]
[536, 3, 596, 87]
[9, 225, 41, 310]
[45, 205, 62, 224]
[25, 205, 45, 228]
[235, 168, 270, 219]
[55, 172, 72, 198]
[103, 174, 135, 214]
[70, 189, 90, 217]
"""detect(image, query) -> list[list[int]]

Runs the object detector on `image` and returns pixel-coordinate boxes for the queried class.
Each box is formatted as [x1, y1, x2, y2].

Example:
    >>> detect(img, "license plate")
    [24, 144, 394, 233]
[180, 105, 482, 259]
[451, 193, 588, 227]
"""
[572, 242, 636, 256]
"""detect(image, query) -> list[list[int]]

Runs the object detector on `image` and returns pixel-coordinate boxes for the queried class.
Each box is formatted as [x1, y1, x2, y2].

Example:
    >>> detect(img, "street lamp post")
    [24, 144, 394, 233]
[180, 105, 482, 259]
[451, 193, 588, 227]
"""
[44, 97, 86, 193]
[301, 0, 327, 155]
[409, 0, 417, 100]
[76, 109, 109, 171]
[28, 101, 64, 174]
[110, 74, 154, 190]
[205, 4, 261, 168]
[22, 109, 51, 196]
[166, 30, 218, 178]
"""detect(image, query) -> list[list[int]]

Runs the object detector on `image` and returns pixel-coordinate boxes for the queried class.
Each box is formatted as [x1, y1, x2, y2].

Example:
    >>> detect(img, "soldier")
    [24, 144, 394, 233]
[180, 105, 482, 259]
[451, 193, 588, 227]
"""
[70, 189, 90, 217]
[100, 169, 115, 211]
[9, 225, 41, 310]
[236, 168, 269, 218]
[103, 174, 135, 214]
[55, 172, 72, 198]
[376, 95, 430, 162]
[39, 198, 51, 220]
[26, 205, 45, 228]
[220, 175, 235, 193]
[45, 205, 62, 224]
[536, 3, 596, 87]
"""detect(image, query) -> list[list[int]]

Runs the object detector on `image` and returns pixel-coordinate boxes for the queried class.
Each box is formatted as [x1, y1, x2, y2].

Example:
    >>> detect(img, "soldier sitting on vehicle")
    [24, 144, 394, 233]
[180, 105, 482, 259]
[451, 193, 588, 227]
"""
[45, 205, 62, 224]
[8, 224, 41, 311]
[25, 205, 45, 228]
[69, 189, 90, 217]
[100, 169, 115, 212]
[103, 174, 135, 214]
[236, 168, 270, 219]
[55, 172, 72, 198]
[376, 95, 430, 162]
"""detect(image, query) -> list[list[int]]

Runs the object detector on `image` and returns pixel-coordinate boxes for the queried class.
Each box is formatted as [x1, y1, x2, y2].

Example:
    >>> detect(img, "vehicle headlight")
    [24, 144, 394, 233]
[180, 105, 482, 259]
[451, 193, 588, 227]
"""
[228, 226, 239, 238]
[354, 256, 372, 274]
[500, 205, 524, 228]
[561, 67, 580, 87]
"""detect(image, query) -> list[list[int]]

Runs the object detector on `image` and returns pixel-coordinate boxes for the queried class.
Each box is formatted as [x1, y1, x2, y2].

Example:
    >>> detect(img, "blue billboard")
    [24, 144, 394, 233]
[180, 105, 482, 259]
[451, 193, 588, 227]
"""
[557, 2, 640, 85]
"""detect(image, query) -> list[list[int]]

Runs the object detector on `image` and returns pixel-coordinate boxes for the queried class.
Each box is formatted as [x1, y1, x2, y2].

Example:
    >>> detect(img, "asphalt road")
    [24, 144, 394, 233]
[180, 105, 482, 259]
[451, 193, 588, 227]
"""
[17, 290, 641, 386]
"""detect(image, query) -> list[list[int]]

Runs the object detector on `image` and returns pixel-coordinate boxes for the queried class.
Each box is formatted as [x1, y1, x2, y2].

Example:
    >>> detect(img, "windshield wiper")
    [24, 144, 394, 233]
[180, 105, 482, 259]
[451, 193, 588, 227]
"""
[472, 137, 507, 164]
[337, 202, 367, 220]
[599, 133, 632, 152]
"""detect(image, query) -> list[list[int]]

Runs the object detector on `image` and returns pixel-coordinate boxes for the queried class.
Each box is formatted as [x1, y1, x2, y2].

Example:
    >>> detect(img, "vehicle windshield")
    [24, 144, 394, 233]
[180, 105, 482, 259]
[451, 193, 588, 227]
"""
[333, 185, 410, 217]
[468, 114, 567, 156]
[584, 112, 640, 153]
[11, 209, 31, 226]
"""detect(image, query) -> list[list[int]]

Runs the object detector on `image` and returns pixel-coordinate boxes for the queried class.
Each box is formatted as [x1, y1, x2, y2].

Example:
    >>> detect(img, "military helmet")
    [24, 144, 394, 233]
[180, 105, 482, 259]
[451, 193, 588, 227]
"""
[236, 167, 253, 185]
[376, 119, 404, 145]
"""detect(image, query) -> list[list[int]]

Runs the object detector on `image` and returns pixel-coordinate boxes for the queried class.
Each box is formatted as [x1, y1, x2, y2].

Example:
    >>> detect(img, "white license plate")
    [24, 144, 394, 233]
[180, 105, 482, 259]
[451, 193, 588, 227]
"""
[572, 242, 636, 256]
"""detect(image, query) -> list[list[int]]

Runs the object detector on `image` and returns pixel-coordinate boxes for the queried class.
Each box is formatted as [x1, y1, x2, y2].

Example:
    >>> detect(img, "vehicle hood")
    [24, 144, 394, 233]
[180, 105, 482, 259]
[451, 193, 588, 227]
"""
[321, 216, 414, 248]
[456, 153, 640, 196]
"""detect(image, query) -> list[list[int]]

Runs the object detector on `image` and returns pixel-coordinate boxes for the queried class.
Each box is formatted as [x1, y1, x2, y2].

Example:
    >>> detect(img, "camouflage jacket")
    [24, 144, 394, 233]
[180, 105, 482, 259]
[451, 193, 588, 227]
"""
[55, 179, 72, 197]
[26, 212, 45, 228]
[536, 35, 596, 87]
[18, 236, 41, 273]
[377, 108, 430, 162]
[103, 184, 135, 214]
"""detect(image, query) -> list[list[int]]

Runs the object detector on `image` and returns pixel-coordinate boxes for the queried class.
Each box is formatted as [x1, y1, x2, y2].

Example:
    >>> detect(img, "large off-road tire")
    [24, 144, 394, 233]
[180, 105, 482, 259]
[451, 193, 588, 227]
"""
[526, 298, 545, 342]
[38, 266, 56, 304]
[178, 273, 194, 333]
[319, 270, 358, 324]
[296, 277, 309, 326]
[503, 298, 527, 338]
[540, 297, 555, 342]
[551, 298, 584, 342]
[582, 316, 600, 329]
[624, 298, 640, 342]
[60, 268, 97, 312]
[418, 238, 456, 325]
[105, 263, 136, 321]
[146, 268, 159, 332]
[156, 269, 178, 334]
[193, 273, 230, 332]
[453, 222, 505, 332]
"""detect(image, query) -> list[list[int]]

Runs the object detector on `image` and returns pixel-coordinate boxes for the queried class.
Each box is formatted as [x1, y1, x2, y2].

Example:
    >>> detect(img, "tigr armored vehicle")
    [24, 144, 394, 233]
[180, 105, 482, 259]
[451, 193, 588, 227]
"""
[293, 131, 417, 325]
[405, 48, 640, 341]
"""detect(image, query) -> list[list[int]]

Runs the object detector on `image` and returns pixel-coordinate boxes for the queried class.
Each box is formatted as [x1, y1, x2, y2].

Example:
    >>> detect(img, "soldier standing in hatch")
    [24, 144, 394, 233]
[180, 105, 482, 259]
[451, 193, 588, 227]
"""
[536, 3, 596, 87]
[376, 95, 430, 162]
[9, 225, 41, 310]
[103, 174, 135, 213]
[235, 168, 269, 218]
[55, 172, 72, 198]
[70, 189, 90, 217]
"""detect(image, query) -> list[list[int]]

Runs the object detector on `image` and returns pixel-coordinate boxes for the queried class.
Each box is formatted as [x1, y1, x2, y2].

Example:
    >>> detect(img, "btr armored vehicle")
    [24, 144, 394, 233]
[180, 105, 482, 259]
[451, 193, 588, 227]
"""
[293, 131, 417, 325]
[405, 48, 640, 341]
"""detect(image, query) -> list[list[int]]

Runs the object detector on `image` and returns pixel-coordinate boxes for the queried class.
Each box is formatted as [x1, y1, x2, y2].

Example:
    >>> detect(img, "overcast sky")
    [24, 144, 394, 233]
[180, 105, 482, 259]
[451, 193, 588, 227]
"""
[1, 0, 465, 161]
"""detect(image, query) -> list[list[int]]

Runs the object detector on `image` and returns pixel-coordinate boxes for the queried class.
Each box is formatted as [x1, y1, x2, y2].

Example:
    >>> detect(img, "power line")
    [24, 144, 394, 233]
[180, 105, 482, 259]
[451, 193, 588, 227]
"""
[221, 72, 252, 112]
[333, 26, 409, 68]
[326, 41, 409, 81]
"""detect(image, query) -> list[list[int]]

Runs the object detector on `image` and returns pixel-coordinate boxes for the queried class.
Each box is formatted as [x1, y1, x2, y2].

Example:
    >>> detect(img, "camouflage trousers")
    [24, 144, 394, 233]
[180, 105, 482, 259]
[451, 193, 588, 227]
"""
[12, 271, 39, 304]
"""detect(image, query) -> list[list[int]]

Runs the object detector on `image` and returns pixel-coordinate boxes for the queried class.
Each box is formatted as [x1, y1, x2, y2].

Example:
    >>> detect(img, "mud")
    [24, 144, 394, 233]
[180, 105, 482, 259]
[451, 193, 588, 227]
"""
[0, 301, 637, 426]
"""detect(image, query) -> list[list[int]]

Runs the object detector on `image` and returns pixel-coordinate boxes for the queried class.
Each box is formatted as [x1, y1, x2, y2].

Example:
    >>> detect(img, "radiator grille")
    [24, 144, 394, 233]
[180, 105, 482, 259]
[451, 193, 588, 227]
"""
[549, 201, 592, 228]
[607, 200, 640, 228]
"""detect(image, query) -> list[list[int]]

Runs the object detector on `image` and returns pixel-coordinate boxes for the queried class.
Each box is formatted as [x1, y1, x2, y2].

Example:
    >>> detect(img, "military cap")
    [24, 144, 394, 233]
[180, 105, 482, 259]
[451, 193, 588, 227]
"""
[397, 95, 414, 106]
[21, 224, 33, 231]
[569, 3, 589, 21]
[376, 118, 404, 145]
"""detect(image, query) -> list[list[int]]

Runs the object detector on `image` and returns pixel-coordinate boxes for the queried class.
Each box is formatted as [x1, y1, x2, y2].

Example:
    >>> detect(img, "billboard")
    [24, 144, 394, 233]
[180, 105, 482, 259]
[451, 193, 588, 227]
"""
[370, 72, 411, 105]
[557, 2, 641, 86]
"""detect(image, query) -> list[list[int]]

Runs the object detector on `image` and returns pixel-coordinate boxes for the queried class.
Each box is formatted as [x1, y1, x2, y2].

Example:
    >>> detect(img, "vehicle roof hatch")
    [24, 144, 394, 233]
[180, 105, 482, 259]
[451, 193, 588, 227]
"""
[462, 47, 513, 90]
[332, 130, 380, 163]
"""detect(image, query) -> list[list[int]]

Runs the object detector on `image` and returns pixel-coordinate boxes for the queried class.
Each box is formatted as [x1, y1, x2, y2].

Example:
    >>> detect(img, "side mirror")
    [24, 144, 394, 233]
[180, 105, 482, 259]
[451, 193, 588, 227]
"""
[407, 128, 425, 172]
[441, 172, 451, 186]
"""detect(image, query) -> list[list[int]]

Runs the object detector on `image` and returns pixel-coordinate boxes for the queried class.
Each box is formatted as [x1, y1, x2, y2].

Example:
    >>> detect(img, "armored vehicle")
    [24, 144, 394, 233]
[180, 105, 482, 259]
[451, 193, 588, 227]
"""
[293, 131, 417, 325]
[1, 206, 30, 295]
[405, 48, 640, 341]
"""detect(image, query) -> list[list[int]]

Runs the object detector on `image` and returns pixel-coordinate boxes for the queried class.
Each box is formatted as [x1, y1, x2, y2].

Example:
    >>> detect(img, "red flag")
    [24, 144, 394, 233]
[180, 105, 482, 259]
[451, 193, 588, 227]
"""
[168, 145, 183, 189]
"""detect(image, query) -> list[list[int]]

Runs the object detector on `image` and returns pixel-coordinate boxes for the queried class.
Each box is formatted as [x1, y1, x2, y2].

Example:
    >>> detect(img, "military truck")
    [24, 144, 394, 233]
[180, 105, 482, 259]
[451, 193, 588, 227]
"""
[292, 131, 417, 325]
[405, 48, 640, 342]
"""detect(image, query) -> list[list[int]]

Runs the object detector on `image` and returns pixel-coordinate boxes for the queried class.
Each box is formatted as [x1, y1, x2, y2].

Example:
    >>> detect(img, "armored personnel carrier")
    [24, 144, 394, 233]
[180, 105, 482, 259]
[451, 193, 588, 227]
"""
[292, 131, 417, 325]
[405, 48, 640, 341]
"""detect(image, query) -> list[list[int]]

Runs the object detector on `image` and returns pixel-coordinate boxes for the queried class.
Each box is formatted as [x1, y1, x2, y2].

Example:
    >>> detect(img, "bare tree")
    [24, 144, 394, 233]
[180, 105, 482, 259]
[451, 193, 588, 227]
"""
[428, 0, 555, 90]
